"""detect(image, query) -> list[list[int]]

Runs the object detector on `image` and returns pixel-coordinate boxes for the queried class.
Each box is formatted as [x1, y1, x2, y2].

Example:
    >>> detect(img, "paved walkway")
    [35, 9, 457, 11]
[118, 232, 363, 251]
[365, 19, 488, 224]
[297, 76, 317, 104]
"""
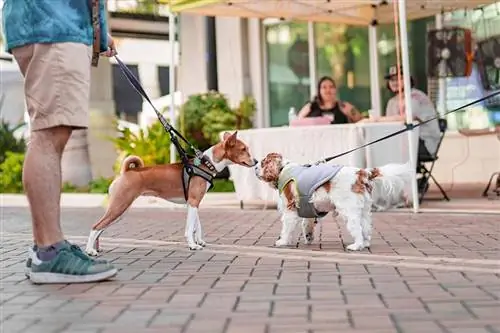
[1, 206, 499, 333]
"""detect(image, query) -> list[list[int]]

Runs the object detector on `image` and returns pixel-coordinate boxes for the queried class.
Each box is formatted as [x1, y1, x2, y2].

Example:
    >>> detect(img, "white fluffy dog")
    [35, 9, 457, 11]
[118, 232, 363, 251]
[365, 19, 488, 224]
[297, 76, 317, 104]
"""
[254, 153, 412, 251]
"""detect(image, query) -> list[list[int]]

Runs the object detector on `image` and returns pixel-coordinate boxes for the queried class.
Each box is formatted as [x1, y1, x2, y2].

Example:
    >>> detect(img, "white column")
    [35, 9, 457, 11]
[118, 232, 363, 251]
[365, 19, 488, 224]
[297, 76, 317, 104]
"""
[398, 0, 419, 213]
[86, 59, 117, 180]
[248, 18, 265, 128]
[307, 21, 317, 99]
[178, 14, 208, 97]
[368, 22, 382, 117]
[169, 11, 177, 163]
[436, 13, 447, 118]
[215, 17, 248, 108]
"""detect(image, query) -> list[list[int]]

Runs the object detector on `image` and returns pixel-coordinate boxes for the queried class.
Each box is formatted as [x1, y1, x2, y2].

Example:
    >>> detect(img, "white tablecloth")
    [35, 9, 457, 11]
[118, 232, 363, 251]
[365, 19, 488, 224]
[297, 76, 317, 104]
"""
[224, 122, 419, 203]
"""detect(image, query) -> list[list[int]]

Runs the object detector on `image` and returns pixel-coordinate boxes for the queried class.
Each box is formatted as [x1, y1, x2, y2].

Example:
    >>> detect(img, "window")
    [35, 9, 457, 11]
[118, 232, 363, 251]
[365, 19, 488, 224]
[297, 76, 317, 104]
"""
[438, 4, 500, 130]
[265, 21, 311, 127]
[112, 63, 142, 122]
[315, 23, 371, 113]
[157, 66, 170, 97]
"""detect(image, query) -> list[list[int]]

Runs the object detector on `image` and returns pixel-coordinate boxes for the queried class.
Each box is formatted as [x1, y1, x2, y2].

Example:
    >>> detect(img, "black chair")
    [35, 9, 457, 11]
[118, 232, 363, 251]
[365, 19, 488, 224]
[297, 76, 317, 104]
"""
[417, 118, 450, 203]
[482, 127, 500, 198]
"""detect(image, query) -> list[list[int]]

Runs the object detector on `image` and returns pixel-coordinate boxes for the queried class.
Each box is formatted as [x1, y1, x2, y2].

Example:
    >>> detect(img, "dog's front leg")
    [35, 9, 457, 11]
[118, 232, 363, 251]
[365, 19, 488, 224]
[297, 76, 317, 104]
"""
[186, 205, 203, 250]
[301, 218, 316, 245]
[275, 210, 301, 247]
[194, 212, 206, 247]
[85, 229, 105, 256]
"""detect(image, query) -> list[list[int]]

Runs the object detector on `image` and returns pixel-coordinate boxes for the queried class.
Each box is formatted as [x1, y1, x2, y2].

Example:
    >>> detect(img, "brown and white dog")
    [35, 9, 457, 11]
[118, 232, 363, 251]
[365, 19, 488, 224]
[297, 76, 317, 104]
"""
[85, 131, 257, 255]
[254, 153, 412, 251]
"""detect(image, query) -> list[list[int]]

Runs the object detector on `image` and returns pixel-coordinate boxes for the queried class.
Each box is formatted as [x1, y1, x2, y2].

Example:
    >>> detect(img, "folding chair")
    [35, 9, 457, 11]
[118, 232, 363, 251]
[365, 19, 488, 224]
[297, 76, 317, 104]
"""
[482, 126, 500, 198]
[417, 118, 450, 203]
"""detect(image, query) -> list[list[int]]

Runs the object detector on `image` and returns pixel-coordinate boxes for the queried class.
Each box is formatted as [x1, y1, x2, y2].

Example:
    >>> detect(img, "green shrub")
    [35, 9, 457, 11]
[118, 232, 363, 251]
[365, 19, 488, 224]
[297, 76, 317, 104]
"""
[179, 91, 232, 151]
[0, 121, 26, 164]
[0, 152, 25, 193]
[179, 92, 257, 150]
[209, 179, 235, 193]
[61, 177, 113, 194]
[89, 177, 114, 193]
[110, 120, 171, 173]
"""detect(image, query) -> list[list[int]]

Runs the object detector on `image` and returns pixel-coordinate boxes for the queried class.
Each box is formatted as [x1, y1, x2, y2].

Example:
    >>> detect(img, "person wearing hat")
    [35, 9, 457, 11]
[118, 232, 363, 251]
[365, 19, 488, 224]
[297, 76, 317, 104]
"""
[361, 65, 441, 160]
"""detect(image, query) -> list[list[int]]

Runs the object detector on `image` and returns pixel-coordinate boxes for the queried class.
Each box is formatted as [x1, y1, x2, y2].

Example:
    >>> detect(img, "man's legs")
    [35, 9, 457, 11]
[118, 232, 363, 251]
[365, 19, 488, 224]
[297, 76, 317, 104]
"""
[23, 126, 71, 247]
[13, 42, 117, 283]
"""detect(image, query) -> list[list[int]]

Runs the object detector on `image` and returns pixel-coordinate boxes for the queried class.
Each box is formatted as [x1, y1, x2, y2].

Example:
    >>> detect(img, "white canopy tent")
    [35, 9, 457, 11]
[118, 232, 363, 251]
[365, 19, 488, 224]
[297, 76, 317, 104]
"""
[164, 0, 498, 212]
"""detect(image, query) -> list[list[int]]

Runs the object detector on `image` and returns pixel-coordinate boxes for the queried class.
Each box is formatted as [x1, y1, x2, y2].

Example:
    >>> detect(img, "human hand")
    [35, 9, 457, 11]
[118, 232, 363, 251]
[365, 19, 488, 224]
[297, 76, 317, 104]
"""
[101, 33, 117, 57]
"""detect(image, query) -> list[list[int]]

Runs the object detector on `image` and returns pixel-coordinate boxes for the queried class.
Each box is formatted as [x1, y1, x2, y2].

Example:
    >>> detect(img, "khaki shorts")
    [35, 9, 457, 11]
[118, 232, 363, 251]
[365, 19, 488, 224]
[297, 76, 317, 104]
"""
[12, 42, 92, 131]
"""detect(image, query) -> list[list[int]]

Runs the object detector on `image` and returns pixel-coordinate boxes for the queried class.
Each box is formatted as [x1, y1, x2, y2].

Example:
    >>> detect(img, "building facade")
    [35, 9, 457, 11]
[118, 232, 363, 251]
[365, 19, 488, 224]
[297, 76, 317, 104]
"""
[178, 3, 500, 131]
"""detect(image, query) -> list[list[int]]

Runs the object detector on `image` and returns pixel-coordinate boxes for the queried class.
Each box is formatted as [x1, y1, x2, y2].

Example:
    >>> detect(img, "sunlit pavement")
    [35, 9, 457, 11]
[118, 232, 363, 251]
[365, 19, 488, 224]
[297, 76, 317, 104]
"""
[1, 206, 499, 333]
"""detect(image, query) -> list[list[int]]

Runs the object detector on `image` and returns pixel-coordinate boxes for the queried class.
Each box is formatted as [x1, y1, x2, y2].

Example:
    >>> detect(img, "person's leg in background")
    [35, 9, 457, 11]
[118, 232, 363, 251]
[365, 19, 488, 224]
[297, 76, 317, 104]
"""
[14, 42, 117, 284]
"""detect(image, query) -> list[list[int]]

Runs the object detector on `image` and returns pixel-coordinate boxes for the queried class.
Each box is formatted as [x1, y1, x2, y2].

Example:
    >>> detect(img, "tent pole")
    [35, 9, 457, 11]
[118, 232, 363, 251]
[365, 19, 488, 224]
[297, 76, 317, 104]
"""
[436, 13, 447, 118]
[368, 20, 382, 117]
[398, 0, 420, 213]
[169, 10, 177, 164]
[307, 21, 317, 99]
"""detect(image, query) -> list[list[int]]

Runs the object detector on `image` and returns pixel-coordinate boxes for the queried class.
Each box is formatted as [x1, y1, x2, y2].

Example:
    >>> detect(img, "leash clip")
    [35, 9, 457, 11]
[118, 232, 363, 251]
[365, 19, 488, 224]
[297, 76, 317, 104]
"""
[404, 122, 415, 131]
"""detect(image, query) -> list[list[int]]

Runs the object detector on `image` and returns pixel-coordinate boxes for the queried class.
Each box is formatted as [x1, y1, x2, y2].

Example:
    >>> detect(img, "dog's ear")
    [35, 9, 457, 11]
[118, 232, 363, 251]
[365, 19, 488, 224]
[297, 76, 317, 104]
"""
[222, 132, 232, 141]
[224, 131, 237, 148]
[261, 156, 282, 183]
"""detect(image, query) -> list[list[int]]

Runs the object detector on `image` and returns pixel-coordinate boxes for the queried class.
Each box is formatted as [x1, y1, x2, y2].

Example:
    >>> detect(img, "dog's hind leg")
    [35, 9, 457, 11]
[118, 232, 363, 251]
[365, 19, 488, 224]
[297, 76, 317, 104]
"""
[85, 184, 138, 256]
[361, 194, 373, 249]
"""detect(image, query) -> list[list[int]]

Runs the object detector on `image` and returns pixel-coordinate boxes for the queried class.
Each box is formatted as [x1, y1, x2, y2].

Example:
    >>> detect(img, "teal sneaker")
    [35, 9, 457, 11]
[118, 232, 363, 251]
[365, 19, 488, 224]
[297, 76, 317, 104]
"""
[25, 242, 108, 277]
[28, 244, 117, 284]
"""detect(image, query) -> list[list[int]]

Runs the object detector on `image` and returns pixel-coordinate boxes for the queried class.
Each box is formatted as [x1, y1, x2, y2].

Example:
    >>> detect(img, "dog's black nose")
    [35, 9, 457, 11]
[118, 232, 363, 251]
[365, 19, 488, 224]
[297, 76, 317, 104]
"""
[252, 158, 258, 165]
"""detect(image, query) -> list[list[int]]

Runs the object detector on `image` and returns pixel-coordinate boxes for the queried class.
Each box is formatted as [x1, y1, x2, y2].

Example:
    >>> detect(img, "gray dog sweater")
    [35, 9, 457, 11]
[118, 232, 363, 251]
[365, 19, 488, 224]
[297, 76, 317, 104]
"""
[277, 164, 343, 218]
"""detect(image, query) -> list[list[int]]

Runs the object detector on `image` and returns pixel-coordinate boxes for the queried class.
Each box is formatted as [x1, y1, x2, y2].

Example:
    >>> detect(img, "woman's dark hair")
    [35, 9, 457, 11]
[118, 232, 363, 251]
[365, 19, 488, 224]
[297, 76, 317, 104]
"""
[314, 76, 336, 105]
[386, 76, 415, 94]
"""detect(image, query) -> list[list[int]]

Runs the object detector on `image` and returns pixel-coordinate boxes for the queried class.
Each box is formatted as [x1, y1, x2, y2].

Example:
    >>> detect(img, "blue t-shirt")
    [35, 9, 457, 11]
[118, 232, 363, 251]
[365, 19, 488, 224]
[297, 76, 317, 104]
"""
[2, 0, 108, 53]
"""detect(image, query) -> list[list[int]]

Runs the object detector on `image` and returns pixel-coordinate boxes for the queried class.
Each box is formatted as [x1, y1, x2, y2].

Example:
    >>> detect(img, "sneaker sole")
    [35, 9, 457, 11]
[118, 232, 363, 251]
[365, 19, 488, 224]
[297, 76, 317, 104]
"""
[29, 268, 118, 284]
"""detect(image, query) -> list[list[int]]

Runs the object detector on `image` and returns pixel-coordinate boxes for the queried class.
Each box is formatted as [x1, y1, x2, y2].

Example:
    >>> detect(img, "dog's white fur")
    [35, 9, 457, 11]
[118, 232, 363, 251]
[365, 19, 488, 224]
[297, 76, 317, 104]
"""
[255, 154, 412, 251]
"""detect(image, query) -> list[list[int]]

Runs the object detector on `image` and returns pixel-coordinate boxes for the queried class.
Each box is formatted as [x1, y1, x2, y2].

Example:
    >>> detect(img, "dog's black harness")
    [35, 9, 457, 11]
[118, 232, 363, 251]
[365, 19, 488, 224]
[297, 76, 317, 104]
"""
[113, 56, 217, 201]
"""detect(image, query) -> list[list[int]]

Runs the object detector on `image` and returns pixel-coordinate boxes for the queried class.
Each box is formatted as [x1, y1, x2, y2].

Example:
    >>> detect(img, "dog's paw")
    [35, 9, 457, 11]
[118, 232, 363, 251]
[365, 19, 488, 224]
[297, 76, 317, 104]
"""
[346, 243, 364, 251]
[85, 247, 100, 257]
[196, 239, 207, 247]
[275, 238, 290, 247]
[304, 232, 314, 245]
[188, 243, 204, 251]
[363, 240, 371, 248]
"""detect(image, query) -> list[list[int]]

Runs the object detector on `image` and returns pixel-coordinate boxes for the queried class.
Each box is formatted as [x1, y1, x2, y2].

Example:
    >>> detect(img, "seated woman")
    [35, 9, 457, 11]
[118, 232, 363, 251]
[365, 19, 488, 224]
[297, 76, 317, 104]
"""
[361, 65, 441, 159]
[297, 76, 364, 124]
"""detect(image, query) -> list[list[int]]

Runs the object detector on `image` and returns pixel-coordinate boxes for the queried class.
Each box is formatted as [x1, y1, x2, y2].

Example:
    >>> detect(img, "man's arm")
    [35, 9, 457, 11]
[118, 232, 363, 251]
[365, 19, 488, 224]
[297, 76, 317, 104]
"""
[98, 0, 109, 53]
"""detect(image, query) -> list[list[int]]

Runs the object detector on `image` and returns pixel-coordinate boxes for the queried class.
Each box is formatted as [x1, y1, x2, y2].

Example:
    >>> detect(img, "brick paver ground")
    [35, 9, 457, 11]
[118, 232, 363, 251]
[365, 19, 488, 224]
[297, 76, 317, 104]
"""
[1, 207, 499, 333]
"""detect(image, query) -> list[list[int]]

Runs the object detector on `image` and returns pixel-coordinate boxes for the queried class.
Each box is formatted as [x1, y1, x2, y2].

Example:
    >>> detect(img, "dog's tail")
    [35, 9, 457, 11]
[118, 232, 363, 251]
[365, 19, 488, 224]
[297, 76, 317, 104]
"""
[120, 155, 144, 174]
[368, 161, 413, 211]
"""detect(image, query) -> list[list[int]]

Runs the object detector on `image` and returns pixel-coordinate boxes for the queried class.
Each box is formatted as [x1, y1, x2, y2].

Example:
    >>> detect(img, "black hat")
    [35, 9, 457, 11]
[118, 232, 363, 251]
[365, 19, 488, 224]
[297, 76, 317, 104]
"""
[384, 65, 406, 79]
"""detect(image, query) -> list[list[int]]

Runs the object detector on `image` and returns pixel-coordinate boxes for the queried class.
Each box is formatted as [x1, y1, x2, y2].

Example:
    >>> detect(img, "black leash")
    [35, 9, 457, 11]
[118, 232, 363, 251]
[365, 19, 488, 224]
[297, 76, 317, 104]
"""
[320, 90, 500, 163]
[113, 55, 218, 200]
